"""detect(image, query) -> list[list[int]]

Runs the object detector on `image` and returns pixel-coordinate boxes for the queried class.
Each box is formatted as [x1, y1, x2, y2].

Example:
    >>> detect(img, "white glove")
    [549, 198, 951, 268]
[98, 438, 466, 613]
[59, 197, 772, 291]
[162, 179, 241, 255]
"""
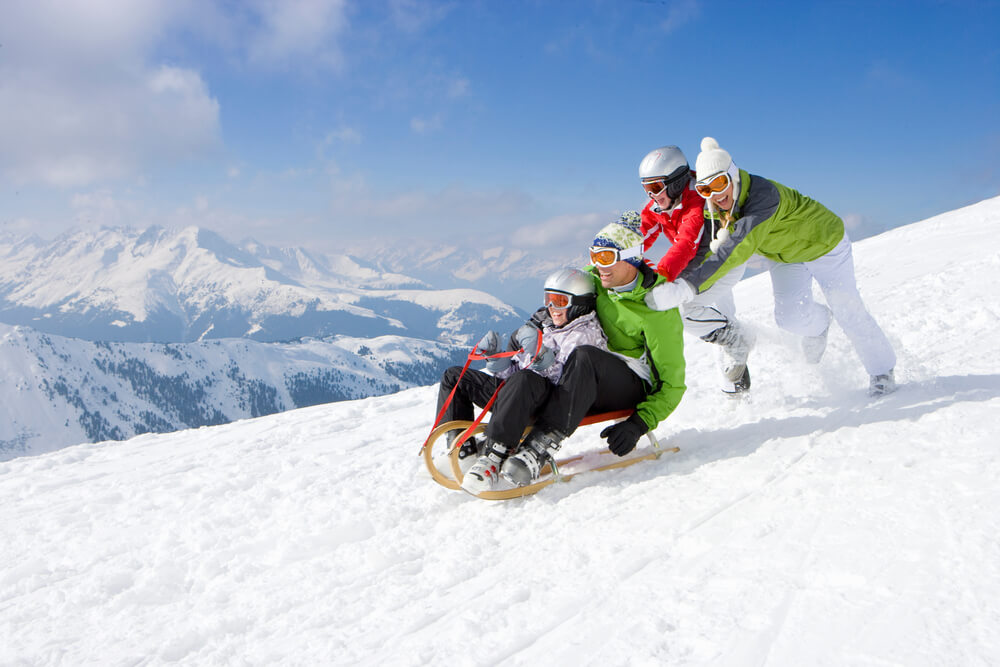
[643, 279, 695, 311]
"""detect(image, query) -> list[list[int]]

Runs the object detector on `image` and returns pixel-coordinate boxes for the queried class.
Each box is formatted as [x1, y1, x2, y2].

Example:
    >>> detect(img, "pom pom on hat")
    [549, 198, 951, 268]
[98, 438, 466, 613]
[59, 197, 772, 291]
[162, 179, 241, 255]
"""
[592, 211, 644, 267]
[695, 136, 733, 181]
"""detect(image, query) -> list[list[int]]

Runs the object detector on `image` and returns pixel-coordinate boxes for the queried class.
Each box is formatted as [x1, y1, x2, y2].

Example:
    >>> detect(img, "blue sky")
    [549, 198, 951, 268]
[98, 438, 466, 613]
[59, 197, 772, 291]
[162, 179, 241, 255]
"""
[1, 0, 997, 259]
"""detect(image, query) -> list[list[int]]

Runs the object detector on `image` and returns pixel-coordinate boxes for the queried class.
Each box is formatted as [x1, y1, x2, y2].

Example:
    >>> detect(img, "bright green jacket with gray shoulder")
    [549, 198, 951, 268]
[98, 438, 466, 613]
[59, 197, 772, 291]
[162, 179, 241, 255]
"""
[586, 263, 686, 432]
[680, 169, 845, 293]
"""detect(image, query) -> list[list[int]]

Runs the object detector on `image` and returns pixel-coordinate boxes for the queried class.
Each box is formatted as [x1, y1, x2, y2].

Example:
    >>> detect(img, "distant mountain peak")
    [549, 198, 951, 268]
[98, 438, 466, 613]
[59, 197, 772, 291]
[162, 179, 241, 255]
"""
[0, 225, 525, 344]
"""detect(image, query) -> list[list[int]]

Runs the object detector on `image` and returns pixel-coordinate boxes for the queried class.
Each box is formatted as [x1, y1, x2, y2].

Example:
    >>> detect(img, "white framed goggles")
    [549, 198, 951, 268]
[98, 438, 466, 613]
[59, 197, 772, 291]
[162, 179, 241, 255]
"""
[589, 244, 642, 268]
[695, 171, 731, 198]
[543, 291, 572, 309]
[641, 179, 668, 197]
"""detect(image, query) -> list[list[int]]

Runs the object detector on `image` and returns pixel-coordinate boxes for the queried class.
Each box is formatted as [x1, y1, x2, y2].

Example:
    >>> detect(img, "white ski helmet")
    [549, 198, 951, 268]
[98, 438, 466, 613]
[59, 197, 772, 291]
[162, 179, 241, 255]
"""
[543, 268, 596, 322]
[638, 145, 691, 202]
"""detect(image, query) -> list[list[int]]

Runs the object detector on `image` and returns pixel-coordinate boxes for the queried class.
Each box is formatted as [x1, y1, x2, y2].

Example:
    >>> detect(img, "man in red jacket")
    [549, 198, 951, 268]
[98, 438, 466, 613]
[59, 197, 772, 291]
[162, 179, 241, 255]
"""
[638, 145, 753, 395]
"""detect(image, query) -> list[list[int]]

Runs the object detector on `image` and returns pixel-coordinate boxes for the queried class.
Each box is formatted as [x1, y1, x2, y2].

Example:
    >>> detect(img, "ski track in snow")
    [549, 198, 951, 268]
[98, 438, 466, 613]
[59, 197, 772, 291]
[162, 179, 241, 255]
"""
[2, 198, 1000, 665]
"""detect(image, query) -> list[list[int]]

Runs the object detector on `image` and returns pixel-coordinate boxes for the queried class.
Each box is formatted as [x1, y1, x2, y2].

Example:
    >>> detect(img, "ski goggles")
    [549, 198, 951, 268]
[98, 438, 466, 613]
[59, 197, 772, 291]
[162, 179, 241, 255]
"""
[641, 179, 668, 197]
[642, 170, 687, 199]
[694, 172, 731, 198]
[589, 244, 642, 268]
[543, 291, 572, 310]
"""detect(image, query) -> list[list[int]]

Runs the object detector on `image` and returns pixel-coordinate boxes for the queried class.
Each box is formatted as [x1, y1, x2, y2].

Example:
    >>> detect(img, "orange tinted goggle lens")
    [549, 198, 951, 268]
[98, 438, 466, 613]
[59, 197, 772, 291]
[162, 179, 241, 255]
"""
[544, 292, 571, 309]
[590, 248, 619, 267]
[642, 180, 667, 196]
[695, 173, 730, 197]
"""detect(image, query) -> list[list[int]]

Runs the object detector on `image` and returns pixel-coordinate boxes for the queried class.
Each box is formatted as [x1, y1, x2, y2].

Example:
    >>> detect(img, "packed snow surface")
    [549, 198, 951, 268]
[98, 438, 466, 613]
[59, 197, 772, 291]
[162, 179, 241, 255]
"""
[2, 198, 1000, 665]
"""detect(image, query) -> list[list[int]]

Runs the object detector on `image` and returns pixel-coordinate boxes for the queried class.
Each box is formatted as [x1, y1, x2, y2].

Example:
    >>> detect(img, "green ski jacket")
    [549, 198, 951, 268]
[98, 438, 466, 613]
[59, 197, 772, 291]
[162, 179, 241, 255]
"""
[587, 263, 686, 431]
[681, 169, 845, 292]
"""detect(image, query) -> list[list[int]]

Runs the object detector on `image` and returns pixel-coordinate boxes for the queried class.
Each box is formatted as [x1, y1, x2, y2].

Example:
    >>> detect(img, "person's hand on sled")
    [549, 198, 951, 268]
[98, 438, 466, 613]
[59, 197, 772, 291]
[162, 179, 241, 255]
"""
[600, 413, 648, 456]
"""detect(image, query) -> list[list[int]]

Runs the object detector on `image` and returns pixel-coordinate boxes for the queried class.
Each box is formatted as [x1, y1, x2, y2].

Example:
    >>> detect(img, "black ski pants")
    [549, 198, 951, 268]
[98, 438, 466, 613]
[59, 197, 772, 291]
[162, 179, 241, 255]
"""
[436, 345, 647, 450]
[437, 364, 552, 448]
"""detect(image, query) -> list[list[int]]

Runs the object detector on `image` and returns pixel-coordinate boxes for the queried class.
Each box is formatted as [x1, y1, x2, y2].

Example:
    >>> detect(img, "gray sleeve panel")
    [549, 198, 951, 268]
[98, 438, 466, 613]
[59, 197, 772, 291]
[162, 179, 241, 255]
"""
[679, 174, 780, 291]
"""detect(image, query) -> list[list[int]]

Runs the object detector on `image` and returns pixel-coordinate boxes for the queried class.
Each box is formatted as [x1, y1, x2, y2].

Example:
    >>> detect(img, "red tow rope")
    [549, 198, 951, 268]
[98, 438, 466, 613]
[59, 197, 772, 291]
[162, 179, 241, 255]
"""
[417, 332, 543, 455]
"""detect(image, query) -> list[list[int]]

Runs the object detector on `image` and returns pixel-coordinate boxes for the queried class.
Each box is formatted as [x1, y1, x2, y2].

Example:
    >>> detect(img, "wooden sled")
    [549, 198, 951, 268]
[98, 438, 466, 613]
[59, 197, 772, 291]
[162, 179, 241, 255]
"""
[422, 410, 679, 500]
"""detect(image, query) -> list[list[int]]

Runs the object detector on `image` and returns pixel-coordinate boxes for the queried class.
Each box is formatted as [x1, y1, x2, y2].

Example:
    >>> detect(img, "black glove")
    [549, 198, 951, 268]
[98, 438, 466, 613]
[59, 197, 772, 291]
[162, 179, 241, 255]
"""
[600, 413, 648, 456]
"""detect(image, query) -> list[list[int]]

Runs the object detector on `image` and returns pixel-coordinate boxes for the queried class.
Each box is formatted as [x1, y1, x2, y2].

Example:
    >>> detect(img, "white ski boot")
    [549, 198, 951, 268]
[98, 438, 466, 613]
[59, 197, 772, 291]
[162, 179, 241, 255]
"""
[501, 429, 565, 487]
[703, 322, 754, 396]
[722, 365, 751, 398]
[868, 369, 897, 397]
[460, 440, 509, 495]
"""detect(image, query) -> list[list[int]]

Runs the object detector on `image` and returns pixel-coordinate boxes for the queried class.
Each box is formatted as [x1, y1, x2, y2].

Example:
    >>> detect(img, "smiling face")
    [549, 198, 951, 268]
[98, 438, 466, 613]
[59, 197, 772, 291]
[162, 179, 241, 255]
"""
[709, 181, 735, 212]
[648, 185, 673, 211]
[596, 259, 638, 289]
[548, 305, 568, 326]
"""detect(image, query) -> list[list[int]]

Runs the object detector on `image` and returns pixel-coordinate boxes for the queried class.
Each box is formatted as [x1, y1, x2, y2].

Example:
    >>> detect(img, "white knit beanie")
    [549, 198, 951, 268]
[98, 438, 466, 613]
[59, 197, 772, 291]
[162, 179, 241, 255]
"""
[695, 137, 732, 180]
[695, 136, 741, 212]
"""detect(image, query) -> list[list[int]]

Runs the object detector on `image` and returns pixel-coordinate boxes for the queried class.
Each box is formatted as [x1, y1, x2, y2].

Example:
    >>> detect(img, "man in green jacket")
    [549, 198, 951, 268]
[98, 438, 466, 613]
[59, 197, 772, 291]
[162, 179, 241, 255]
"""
[501, 212, 687, 487]
[645, 137, 897, 397]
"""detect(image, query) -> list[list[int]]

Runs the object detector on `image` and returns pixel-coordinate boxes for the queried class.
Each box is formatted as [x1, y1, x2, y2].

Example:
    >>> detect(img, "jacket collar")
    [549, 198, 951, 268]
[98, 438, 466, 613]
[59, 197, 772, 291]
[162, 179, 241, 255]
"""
[603, 262, 658, 302]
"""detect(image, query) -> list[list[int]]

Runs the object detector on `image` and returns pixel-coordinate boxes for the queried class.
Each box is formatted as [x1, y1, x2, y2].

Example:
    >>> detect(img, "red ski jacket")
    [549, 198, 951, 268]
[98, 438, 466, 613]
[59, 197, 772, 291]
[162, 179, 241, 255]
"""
[640, 175, 706, 282]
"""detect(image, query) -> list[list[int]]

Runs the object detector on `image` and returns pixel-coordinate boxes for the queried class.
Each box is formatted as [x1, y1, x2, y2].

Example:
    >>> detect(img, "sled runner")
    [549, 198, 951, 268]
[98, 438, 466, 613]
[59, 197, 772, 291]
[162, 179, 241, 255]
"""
[422, 410, 679, 501]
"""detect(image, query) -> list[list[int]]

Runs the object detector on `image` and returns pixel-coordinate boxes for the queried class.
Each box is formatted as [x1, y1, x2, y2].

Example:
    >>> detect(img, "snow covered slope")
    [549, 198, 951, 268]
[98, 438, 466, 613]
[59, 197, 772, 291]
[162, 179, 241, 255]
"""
[2, 197, 999, 665]
[0, 226, 524, 344]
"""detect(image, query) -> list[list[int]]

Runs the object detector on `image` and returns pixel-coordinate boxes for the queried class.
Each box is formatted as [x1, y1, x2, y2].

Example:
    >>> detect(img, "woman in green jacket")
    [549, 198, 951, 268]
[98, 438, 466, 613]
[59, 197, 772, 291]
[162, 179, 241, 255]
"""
[645, 137, 896, 396]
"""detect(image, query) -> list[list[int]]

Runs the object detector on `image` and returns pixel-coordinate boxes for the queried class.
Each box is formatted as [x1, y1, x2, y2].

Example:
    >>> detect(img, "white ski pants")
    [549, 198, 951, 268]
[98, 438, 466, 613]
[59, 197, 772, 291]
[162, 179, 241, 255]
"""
[764, 233, 896, 376]
[680, 261, 747, 339]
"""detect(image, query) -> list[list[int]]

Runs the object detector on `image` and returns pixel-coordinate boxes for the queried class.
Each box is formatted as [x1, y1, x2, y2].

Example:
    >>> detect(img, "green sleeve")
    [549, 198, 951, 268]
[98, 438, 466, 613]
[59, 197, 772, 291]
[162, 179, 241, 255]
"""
[635, 307, 686, 430]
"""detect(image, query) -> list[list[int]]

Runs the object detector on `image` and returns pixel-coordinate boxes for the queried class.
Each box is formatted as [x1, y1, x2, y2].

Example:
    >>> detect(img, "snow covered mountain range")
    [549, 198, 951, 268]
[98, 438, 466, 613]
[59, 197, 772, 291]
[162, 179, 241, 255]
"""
[0, 225, 525, 344]
[0, 324, 467, 459]
[0, 225, 532, 458]
[2, 196, 998, 664]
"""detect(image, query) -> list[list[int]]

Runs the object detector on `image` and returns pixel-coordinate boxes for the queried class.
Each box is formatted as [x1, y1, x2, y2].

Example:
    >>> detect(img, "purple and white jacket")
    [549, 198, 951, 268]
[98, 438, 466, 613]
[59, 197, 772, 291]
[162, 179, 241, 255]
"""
[496, 311, 608, 384]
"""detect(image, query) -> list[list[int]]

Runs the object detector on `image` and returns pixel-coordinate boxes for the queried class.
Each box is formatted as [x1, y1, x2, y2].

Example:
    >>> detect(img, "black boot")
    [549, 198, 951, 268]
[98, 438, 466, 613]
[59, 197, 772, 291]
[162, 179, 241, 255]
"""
[447, 429, 485, 460]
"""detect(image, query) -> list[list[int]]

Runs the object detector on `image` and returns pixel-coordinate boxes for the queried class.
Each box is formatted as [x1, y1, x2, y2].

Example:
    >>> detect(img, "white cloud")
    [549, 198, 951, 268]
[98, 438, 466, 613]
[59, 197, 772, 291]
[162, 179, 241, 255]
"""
[510, 212, 607, 249]
[661, 0, 700, 34]
[842, 212, 865, 231]
[410, 114, 444, 134]
[388, 0, 453, 33]
[245, 0, 349, 70]
[326, 126, 363, 145]
[448, 77, 470, 98]
[324, 175, 542, 240]
[71, 190, 136, 227]
[0, 0, 220, 188]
